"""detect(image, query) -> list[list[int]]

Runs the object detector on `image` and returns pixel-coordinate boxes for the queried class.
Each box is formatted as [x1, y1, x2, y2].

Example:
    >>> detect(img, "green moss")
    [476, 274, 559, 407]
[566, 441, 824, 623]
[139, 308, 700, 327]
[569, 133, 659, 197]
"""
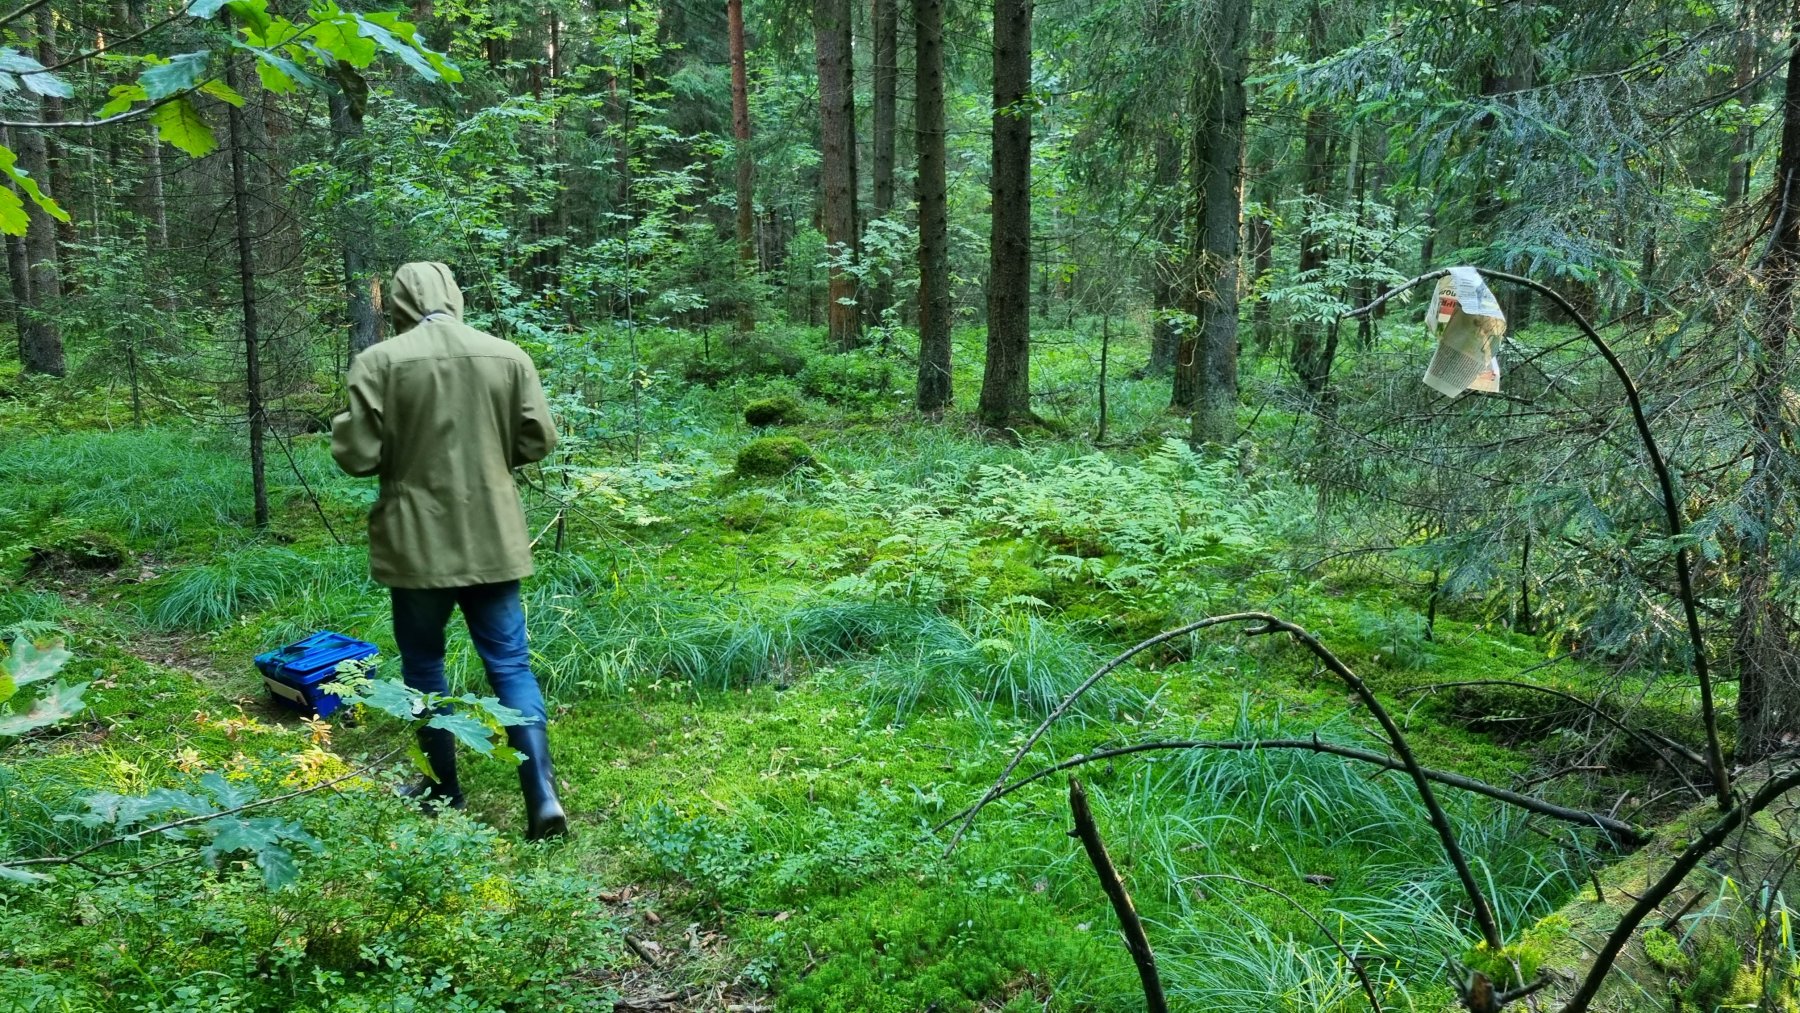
[736, 435, 816, 477]
[1642, 927, 1689, 974]
[744, 394, 805, 427]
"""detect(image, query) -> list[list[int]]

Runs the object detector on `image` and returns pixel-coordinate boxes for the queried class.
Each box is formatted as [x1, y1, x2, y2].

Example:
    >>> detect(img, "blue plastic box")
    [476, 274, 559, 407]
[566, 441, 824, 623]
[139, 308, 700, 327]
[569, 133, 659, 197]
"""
[255, 631, 378, 718]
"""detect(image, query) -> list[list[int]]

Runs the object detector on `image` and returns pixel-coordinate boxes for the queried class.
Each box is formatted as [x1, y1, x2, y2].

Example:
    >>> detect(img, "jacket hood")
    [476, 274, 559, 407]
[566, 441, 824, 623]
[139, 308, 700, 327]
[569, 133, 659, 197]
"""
[390, 262, 466, 331]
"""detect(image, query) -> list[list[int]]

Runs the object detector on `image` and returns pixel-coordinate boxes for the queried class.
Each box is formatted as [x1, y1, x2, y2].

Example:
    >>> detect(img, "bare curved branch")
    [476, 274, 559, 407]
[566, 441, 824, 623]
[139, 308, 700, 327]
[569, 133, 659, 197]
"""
[1343, 268, 1732, 812]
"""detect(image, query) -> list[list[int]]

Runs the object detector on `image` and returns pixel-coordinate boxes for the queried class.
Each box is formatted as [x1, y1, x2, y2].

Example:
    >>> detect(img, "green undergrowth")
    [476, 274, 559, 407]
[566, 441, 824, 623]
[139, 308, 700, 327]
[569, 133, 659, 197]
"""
[0, 337, 1705, 1011]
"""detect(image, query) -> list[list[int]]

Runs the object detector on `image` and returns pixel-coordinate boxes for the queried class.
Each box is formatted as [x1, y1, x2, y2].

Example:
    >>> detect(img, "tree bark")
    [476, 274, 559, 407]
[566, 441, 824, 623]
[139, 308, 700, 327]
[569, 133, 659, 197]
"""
[1149, 131, 1180, 375]
[1736, 13, 1800, 762]
[124, 0, 169, 258]
[815, 0, 861, 349]
[3, 230, 27, 368]
[12, 14, 62, 376]
[1288, 3, 1331, 396]
[914, 0, 952, 413]
[870, 0, 898, 322]
[35, 8, 73, 257]
[1725, 6, 1760, 208]
[1189, 0, 1249, 443]
[228, 60, 270, 529]
[979, 0, 1033, 429]
[0, 124, 28, 367]
[1248, 191, 1274, 351]
[330, 90, 381, 359]
[728, 0, 756, 334]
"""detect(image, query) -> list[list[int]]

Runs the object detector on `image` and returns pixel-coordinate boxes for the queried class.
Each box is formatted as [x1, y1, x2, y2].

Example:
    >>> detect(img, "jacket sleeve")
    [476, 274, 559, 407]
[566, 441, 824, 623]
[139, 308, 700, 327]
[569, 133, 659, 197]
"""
[330, 355, 385, 477]
[513, 358, 557, 467]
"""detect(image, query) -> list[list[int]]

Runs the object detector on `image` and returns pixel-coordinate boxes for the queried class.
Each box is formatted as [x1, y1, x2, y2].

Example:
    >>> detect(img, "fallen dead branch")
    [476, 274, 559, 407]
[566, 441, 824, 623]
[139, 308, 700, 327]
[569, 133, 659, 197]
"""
[1068, 777, 1167, 1013]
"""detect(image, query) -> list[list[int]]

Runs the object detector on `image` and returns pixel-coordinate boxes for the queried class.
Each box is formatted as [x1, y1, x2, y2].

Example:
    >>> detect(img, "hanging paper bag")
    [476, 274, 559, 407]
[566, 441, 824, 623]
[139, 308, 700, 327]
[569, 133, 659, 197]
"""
[1423, 266, 1506, 397]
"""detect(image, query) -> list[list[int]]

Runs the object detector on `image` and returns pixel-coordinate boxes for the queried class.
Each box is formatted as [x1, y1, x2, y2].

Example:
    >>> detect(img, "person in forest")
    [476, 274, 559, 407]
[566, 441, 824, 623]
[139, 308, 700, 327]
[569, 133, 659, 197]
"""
[329, 261, 567, 841]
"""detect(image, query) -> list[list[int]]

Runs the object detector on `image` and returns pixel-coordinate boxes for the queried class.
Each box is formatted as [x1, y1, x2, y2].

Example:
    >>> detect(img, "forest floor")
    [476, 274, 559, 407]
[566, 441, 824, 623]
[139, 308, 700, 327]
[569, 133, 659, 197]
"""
[0, 328, 1715, 1012]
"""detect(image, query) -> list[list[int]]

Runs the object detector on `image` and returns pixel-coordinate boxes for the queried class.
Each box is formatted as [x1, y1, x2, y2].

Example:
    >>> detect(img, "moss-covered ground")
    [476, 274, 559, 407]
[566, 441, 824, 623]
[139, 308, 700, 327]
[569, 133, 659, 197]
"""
[0, 327, 1725, 1011]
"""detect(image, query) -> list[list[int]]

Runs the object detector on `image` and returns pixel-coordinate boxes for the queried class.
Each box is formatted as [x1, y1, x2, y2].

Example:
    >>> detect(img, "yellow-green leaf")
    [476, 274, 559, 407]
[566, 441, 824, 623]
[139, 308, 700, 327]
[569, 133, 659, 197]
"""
[201, 79, 245, 107]
[310, 14, 378, 68]
[99, 83, 148, 117]
[0, 145, 68, 227]
[151, 97, 216, 157]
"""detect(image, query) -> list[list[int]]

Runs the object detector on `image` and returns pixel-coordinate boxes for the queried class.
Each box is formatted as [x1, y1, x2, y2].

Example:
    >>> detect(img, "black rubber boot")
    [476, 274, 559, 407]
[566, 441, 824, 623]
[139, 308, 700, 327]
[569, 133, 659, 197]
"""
[397, 725, 465, 812]
[509, 724, 567, 841]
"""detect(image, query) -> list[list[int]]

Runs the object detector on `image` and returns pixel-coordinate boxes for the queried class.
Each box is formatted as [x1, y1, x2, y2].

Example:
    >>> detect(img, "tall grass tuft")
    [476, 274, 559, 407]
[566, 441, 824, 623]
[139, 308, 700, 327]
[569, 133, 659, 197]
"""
[861, 608, 1119, 725]
[0, 430, 255, 547]
[501, 558, 942, 698]
[149, 546, 375, 631]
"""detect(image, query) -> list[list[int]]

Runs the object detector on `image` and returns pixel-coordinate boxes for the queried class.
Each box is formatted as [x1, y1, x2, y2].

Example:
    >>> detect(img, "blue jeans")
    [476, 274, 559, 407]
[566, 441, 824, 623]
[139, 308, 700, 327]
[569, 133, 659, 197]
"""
[390, 581, 547, 728]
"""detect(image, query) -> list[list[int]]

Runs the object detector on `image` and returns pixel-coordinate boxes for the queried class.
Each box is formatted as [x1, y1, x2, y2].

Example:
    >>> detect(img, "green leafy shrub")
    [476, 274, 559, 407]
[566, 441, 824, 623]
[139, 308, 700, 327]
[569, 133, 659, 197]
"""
[637, 800, 772, 902]
[736, 436, 816, 478]
[1, 791, 621, 1011]
[797, 351, 897, 407]
[682, 336, 806, 385]
[744, 394, 805, 427]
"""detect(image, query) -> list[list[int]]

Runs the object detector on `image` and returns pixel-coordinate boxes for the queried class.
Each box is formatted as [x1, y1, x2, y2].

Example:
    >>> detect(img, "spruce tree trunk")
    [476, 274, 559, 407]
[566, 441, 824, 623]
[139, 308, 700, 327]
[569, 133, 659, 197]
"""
[1289, 3, 1332, 395]
[228, 61, 270, 530]
[871, 0, 898, 323]
[1249, 192, 1274, 351]
[330, 91, 381, 358]
[1736, 17, 1800, 762]
[9, 14, 62, 376]
[1725, 7, 1759, 208]
[979, 0, 1033, 429]
[1190, 0, 1249, 444]
[36, 8, 73, 257]
[124, 0, 170, 258]
[728, 0, 756, 334]
[1, 125, 28, 365]
[1149, 132, 1180, 375]
[4, 230, 28, 367]
[914, 0, 952, 413]
[815, 0, 861, 349]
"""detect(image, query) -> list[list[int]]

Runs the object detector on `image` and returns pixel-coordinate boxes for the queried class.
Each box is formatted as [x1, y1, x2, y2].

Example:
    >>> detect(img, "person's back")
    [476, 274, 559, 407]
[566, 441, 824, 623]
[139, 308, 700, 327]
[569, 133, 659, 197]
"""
[331, 262, 567, 840]
[333, 262, 555, 589]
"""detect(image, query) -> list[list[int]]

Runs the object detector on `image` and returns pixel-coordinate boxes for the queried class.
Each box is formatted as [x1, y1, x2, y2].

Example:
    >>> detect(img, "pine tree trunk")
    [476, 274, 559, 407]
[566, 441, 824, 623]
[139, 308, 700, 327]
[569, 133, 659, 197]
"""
[1190, 0, 1249, 443]
[815, 0, 861, 349]
[728, 0, 757, 334]
[228, 60, 270, 530]
[871, 0, 898, 322]
[1149, 132, 1180, 375]
[330, 91, 381, 358]
[914, 0, 952, 414]
[979, 0, 1033, 429]
[1736, 16, 1800, 762]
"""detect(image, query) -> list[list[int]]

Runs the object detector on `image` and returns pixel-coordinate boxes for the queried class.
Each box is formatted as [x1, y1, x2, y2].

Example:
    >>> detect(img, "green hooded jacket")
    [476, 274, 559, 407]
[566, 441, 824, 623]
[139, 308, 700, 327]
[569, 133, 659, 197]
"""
[330, 262, 557, 589]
